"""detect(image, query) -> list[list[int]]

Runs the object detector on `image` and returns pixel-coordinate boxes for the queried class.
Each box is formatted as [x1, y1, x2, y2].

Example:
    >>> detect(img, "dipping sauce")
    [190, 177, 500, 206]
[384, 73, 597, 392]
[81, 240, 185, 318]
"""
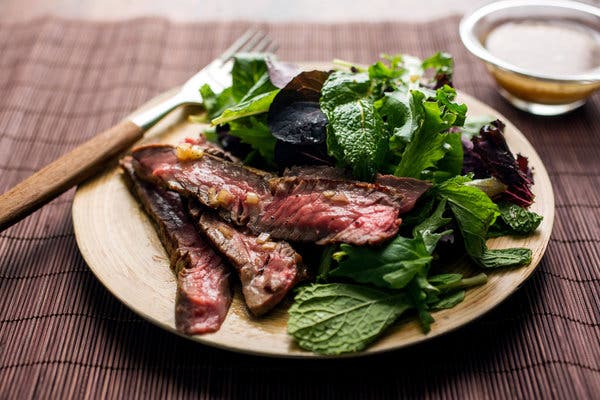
[485, 20, 600, 76]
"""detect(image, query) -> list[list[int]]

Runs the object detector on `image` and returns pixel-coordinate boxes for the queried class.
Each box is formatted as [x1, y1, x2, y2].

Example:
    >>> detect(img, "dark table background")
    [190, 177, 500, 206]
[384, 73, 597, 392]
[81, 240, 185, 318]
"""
[0, 17, 598, 399]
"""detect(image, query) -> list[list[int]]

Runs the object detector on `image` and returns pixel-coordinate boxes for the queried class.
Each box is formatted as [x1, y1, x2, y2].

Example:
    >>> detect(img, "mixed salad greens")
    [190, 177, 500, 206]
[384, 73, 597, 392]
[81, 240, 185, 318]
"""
[194, 52, 543, 355]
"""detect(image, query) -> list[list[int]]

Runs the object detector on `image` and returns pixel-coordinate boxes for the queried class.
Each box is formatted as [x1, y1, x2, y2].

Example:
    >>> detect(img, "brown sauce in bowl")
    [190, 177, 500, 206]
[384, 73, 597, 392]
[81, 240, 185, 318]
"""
[485, 20, 600, 76]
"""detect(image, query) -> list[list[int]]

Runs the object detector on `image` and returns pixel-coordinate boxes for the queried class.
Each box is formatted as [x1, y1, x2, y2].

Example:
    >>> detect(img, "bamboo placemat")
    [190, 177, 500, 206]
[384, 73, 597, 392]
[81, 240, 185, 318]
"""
[0, 17, 598, 399]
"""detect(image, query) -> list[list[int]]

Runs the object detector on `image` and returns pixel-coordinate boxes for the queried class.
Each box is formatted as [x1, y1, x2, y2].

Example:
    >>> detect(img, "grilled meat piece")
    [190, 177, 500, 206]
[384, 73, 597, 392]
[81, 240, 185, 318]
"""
[194, 210, 305, 316]
[132, 145, 414, 245]
[120, 156, 231, 334]
[374, 174, 432, 214]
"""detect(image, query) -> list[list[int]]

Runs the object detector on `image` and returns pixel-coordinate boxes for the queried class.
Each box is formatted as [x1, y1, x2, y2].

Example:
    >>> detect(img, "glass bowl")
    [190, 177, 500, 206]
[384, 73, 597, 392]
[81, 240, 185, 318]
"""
[460, 0, 600, 115]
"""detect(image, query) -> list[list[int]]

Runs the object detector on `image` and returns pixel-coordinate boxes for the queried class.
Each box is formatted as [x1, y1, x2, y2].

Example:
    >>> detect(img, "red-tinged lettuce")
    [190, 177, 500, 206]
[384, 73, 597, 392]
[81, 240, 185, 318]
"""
[462, 120, 535, 207]
[266, 57, 302, 89]
[268, 70, 333, 168]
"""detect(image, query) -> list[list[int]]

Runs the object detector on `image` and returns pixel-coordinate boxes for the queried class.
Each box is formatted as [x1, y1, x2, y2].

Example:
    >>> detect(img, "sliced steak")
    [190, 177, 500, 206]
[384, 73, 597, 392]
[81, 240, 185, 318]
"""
[120, 156, 231, 335]
[375, 174, 432, 214]
[283, 165, 349, 180]
[132, 144, 272, 225]
[132, 145, 405, 245]
[182, 135, 240, 163]
[194, 211, 305, 316]
[252, 177, 403, 245]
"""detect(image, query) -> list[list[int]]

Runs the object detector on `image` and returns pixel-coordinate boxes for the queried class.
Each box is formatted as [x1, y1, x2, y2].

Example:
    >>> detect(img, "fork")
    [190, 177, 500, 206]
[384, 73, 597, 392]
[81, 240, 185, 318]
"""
[0, 30, 277, 232]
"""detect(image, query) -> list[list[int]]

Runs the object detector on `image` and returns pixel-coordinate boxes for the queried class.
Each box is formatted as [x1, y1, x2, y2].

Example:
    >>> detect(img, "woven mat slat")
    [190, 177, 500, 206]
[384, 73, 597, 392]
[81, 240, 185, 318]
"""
[0, 16, 599, 399]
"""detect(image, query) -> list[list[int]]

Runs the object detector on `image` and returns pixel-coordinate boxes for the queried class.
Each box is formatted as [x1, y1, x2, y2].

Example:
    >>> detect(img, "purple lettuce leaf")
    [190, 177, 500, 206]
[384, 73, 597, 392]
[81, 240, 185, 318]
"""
[462, 120, 534, 207]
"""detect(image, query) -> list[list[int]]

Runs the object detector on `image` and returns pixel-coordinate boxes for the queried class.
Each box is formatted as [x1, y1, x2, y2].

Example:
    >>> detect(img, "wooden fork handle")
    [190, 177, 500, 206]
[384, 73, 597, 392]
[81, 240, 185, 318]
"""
[0, 120, 143, 232]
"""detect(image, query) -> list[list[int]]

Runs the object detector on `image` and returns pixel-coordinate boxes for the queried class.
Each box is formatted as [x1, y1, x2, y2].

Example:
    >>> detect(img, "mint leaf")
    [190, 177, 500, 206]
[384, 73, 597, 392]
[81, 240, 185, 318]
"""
[428, 290, 465, 310]
[320, 71, 371, 111]
[287, 283, 412, 355]
[324, 97, 388, 180]
[408, 278, 435, 332]
[211, 89, 279, 125]
[488, 202, 543, 237]
[320, 71, 390, 180]
[478, 248, 532, 268]
[331, 236, 432, 289]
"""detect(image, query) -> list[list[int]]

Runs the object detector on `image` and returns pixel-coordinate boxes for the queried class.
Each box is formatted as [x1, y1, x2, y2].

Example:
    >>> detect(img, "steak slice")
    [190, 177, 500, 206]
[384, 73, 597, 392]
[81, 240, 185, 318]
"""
[131, 144, 405, 245]
[375, 174, 432, 214]
[120, 156, 231, 335]
[252, 177, 403, 245]
[193, 210, 305, 316]
[132, 144, 272, 226]
[182, 135, 240, 163]
[283, 165, 349, 180]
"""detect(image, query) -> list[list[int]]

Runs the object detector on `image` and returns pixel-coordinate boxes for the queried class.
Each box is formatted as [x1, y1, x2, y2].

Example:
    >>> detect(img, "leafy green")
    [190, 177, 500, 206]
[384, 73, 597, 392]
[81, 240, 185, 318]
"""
[324, 98, 388, 180]
[321, 71, 392, 180]
[426, 273, 487, 310]
[231, 53, 275, 101]
[429, 290, 465, 310]
[316, 246, 335, 283]
[394, 87, 467, 178]
[437, 176, 532, 268]
[287, 283, 412, 355]
[199, 84, 235, 120]
[488, 202, 543, 237]
[430, 133, 463, 182]
[211, 89, 279, 125]
[375, 90, 423, 150]
[413, 198, 452, 253]
[460, 115, 496, 139]
[320, 71, 371, 110]
[437, 175, 499, 259]
[227, 115, 276, 162]
[408, 279, 435, 332]
[421, 52, 453, 77]
[331, 236, 432, 289]
[478, 248, 532, 268]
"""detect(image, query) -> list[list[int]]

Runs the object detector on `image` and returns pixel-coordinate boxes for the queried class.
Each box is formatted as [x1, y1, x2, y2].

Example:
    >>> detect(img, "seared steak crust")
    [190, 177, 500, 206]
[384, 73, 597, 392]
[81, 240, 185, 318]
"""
[375, 174, 432, 214]
[120, 157, 231, 335]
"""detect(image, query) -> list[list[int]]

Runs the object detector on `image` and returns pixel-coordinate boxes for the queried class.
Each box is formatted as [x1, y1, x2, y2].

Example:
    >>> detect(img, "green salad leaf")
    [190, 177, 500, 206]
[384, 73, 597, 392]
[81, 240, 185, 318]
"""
[287, 283, 412, 355]
[394, 87, 467, 179]
[211, 90, 279, 125]
[488, 202, 543, 237]
[331, 236, 432, 289]
[376, 89, 423, 150]
[231, 53, 276, 100]
[227, 116, 275, 162]
[437, 176, 532, 268]
[199, 84, 235, 120]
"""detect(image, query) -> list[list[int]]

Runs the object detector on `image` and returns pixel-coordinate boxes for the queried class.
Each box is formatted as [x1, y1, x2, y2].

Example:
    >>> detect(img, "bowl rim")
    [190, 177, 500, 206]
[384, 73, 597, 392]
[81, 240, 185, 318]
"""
[459, 0, 600, 83]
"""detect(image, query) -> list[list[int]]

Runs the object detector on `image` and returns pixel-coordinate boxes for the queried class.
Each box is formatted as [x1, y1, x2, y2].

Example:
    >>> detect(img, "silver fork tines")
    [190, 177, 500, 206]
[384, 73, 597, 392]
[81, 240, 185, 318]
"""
[130, 29, 276, 130]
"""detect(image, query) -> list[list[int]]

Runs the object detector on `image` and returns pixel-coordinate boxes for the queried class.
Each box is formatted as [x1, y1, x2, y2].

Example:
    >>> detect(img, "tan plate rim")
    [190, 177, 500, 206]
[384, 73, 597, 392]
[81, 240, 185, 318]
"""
[72, 83, 555, 359]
